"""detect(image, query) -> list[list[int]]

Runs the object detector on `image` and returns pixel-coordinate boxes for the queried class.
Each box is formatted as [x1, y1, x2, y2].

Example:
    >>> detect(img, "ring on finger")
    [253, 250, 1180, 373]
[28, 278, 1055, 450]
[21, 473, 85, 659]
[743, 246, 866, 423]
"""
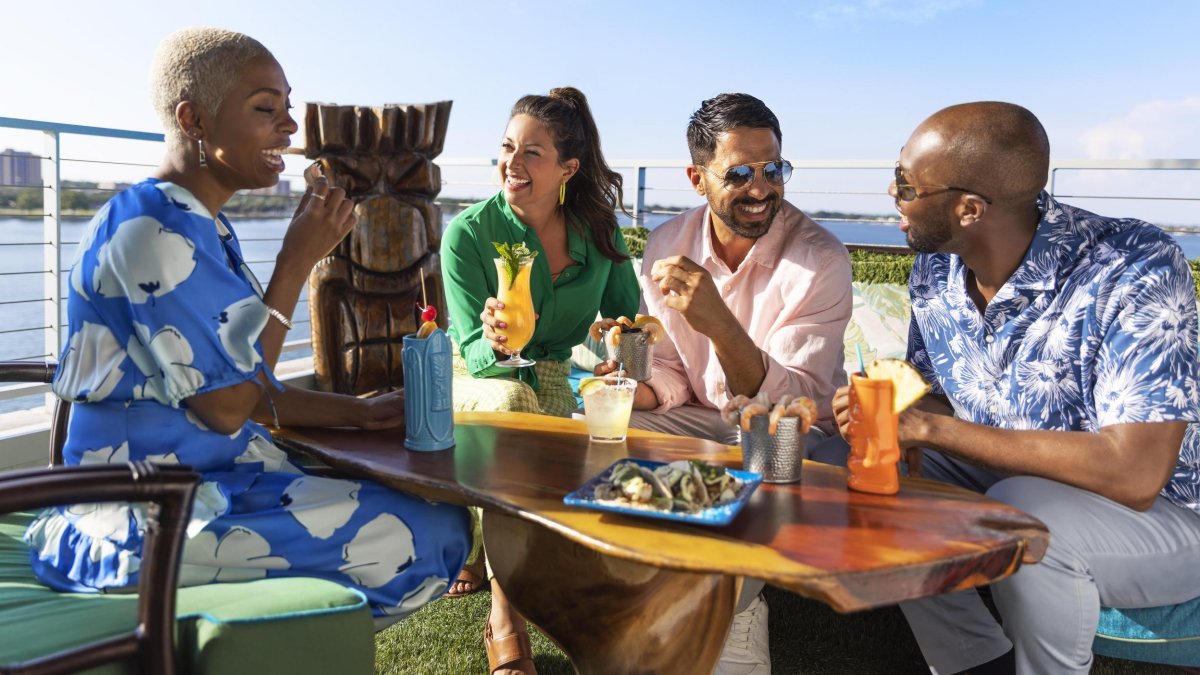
[312, 192, 326, 201]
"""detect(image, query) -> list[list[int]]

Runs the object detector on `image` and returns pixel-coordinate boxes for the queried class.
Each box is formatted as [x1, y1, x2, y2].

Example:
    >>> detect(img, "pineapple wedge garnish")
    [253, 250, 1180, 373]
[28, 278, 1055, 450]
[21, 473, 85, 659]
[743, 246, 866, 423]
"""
[864, 358, 932, 414]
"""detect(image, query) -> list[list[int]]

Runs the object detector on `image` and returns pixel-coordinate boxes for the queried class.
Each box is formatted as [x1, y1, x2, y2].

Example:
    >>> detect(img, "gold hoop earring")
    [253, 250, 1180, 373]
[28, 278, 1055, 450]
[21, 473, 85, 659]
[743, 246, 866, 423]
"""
[558, 180, 566, 206]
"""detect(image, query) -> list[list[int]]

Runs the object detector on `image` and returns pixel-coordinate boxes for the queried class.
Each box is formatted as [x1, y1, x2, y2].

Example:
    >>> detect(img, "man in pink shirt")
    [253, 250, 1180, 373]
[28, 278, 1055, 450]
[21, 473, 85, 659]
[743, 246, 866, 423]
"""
[599, 93, 852, 675]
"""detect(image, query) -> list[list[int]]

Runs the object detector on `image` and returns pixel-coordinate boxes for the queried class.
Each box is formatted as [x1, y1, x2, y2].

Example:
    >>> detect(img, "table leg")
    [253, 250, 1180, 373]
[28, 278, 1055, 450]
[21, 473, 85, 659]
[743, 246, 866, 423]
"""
[483, 512, 741, 675]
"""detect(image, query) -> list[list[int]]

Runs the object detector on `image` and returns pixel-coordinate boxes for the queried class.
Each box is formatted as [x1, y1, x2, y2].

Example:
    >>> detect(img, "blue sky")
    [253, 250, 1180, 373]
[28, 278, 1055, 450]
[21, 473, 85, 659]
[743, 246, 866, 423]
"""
[2, 0, 1198, 220]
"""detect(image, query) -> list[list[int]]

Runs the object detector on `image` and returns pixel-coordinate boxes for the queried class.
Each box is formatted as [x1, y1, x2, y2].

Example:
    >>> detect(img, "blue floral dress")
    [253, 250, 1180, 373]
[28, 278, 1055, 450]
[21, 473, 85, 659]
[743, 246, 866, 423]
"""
[24, 179, 470, 619]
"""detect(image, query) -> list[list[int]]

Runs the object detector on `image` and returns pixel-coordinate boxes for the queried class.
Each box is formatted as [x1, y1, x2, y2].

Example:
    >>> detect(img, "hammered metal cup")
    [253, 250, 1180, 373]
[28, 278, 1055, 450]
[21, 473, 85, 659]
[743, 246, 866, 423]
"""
[603, 328, 655, 382]
[739, 415, 805, 484]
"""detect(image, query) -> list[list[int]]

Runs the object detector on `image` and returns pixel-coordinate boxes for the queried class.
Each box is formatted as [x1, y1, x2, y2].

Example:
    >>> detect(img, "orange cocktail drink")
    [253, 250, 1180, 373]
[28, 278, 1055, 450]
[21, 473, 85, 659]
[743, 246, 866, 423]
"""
[493, 257, 536, 367]
[847, 373, 901, 495]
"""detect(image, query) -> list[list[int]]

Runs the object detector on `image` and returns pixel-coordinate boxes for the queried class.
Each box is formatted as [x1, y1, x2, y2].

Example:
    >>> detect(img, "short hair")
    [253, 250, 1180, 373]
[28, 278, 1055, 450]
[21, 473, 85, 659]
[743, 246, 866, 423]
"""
[149, 27, 271, 146]
[924, 101, 1050, 202]
[686, 93, 782, 166]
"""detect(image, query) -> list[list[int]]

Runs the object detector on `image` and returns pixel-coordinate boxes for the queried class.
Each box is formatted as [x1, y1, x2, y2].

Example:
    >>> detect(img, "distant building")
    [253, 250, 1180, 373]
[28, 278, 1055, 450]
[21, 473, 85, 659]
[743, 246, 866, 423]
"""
[0, 149, 42, 187]
[247, 179, 291, 196]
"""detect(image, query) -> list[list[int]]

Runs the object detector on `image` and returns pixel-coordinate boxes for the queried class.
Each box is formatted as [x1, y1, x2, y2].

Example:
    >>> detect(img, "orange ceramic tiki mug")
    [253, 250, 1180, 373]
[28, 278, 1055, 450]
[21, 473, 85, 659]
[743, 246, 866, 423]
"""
[847, 373, 900, 495]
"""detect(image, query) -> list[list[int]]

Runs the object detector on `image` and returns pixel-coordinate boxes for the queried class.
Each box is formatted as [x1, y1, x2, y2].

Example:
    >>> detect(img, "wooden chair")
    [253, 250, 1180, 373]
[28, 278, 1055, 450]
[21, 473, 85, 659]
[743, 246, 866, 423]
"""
[0, 362, 376, 674]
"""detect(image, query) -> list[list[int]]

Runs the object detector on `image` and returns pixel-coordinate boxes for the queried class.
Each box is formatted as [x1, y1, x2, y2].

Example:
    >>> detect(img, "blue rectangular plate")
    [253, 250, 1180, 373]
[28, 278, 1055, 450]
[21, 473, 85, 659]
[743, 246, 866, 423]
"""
[563, 458, 762, 526]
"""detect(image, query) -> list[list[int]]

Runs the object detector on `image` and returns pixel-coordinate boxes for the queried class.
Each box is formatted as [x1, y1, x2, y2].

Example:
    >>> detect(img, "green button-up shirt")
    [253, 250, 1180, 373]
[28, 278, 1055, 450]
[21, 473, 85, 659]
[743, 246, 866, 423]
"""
[441, 192, 640, 390]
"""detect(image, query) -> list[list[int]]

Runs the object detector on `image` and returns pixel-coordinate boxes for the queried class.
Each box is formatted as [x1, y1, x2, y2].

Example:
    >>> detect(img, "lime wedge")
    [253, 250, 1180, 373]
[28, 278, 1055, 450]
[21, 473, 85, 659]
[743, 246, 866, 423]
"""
[578, 377, 607, 397]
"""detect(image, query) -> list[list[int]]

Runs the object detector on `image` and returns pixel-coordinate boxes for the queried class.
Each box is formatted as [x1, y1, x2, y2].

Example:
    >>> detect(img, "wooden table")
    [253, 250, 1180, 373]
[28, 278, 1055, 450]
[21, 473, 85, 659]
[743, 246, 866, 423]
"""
[274, 412, 1048, 675]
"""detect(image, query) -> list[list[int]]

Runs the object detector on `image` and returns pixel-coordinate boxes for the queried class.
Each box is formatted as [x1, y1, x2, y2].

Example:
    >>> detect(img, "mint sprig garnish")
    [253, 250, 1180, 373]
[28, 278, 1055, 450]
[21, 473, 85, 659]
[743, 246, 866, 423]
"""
[492, 241, 538, 288]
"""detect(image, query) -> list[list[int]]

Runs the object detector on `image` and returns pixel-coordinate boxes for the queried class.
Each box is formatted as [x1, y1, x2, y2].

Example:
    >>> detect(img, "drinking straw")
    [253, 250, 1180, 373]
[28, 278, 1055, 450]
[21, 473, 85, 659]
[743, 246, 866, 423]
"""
[420, 268, 428, 308]
[856, 343, 867, 374]
[616, 362, 624, 387]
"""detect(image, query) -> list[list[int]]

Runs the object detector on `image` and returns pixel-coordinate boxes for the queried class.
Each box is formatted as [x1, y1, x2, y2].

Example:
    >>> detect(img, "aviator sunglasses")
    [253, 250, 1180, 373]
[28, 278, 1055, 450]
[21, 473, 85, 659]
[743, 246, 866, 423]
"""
[893, 163, 992, 204]
[699, 160, 793, 190]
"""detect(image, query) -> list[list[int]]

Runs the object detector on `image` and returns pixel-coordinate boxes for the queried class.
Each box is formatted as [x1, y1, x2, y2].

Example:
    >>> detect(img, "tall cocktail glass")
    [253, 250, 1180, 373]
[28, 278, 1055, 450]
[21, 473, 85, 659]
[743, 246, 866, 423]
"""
[582, 379, 637, 442]
[847, 373, 900, 495]
[494, 257, 536, 368]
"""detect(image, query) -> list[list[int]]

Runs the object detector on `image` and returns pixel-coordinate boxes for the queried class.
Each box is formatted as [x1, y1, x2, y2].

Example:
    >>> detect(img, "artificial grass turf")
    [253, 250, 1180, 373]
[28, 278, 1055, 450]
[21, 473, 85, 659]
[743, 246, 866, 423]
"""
[374, 585, 1176, 674]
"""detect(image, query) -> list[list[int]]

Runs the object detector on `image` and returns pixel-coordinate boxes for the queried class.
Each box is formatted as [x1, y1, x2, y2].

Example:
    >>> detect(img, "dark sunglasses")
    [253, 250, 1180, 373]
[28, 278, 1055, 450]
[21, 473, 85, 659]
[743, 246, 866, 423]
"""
[893, 163, 992, 204]
[699, 160, 793, 190]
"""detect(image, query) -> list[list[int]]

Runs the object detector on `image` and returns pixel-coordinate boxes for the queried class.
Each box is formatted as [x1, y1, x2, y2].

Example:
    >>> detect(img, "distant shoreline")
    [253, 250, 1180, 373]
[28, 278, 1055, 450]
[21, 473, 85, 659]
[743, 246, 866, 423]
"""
[2, 205, 1198, 233]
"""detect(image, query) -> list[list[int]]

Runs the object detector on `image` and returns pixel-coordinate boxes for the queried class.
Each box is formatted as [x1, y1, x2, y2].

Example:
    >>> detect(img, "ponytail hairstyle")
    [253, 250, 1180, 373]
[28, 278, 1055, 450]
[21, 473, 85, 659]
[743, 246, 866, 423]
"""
[509, 87, 628, 262]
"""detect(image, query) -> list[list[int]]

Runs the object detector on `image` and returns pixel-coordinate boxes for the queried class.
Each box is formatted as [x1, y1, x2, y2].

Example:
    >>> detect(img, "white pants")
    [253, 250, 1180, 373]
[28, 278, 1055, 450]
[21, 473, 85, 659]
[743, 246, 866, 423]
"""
[896, 451, 1200, 674]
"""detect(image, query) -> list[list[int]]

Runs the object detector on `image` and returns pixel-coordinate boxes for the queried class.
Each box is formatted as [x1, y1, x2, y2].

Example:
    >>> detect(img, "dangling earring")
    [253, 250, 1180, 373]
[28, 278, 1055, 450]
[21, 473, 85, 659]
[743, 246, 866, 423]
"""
[197, 138, 207, 167]
[558, 180, 566, 206]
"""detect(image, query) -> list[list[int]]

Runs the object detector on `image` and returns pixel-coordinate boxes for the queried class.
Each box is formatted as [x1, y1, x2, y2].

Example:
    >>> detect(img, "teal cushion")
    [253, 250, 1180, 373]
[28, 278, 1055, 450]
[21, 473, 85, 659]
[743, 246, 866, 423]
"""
[1093, 601, 1200, 666]
[0, 511, 374, 674]
[568, 365, 590, 408]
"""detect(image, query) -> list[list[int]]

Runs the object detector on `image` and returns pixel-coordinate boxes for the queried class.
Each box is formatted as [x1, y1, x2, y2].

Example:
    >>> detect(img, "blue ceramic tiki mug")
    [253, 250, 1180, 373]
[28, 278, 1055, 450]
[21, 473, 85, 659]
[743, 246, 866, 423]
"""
[402, 329, 454, 451]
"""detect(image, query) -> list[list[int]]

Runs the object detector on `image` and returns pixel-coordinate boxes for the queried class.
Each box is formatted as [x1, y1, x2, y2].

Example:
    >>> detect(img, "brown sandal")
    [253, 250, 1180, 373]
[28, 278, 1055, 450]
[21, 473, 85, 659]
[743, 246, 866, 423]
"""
[445, 564, 489, 598]
[484, 622, 536, 674]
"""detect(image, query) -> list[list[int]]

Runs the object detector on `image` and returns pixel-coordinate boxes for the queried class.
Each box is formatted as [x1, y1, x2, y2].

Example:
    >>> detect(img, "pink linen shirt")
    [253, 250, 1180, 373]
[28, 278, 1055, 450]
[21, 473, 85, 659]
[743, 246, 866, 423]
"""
[640, 201, 852, 434]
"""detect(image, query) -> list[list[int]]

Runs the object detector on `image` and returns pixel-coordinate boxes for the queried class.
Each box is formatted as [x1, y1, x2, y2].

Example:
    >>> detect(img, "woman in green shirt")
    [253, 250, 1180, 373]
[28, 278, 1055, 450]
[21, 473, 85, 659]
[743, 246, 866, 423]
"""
[442, 87, 639, 419]
[440, 87, 638, 674]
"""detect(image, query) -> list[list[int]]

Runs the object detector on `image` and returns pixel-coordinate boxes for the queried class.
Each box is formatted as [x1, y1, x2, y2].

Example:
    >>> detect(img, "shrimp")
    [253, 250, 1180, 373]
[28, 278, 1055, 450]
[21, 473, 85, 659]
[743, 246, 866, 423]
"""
[767, 395, 795, 435]
[588, 321, 605, 342]
[740, 403, 769, 433]
[606, 323, 622, 347]
[786, 397, 818, 434]
[615, 315, 636, 329]
[642, 322, 664, 345]
[721, 395, 753, 427]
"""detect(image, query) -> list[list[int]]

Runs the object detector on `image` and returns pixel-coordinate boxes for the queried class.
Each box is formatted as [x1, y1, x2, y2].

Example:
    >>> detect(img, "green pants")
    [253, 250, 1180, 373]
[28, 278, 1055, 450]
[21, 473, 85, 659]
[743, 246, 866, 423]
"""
[451, 353, 576, 418]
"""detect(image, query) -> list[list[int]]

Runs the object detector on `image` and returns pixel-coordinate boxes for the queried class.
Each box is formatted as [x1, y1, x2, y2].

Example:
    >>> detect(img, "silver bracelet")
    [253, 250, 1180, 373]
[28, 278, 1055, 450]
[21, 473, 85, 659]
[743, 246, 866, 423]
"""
[266, 305, 294, 330]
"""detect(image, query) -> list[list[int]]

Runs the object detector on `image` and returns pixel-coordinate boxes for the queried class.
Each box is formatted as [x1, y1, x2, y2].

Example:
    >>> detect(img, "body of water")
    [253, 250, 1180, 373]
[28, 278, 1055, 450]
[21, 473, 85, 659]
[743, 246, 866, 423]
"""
[4, 209, 1200, 366]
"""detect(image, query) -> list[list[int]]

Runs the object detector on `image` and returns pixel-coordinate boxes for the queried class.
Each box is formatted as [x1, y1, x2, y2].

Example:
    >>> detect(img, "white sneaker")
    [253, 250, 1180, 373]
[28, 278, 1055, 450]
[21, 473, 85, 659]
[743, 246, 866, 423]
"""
[714, 593, 770, 675]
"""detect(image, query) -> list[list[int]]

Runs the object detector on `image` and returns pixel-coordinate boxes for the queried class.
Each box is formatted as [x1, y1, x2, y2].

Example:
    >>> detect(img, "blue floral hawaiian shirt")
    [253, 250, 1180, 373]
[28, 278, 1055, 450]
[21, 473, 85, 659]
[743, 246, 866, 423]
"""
[907, 192, 1200, 513]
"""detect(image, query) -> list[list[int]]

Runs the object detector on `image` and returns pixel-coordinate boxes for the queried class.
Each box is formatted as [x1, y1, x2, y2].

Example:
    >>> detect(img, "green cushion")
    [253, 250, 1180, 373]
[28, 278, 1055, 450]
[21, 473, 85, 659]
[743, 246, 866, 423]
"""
[1093, 602, 1200, 667]
[0, 512, 374, 674]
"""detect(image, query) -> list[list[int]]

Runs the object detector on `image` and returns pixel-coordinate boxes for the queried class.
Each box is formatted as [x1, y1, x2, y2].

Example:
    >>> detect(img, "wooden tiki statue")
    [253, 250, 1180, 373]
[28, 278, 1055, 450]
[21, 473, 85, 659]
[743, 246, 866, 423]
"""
[305, 101, 453, 394]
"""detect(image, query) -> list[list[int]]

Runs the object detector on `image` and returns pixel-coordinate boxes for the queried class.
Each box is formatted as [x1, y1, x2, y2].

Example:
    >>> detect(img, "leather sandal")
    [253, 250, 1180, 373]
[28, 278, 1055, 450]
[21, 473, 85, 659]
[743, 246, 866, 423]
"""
[445, 564, 489, 598]
[484, 622, 536, 674]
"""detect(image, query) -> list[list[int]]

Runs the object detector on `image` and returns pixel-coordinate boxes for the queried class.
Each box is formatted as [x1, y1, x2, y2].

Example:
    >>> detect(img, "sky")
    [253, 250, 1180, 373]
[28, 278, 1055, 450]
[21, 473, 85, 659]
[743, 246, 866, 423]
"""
[2, 0, 1198, 222]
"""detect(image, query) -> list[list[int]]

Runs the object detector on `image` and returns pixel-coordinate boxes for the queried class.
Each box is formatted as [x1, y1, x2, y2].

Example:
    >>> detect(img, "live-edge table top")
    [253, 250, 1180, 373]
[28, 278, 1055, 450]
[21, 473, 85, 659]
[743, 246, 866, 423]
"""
[273, 411, 1048, 612]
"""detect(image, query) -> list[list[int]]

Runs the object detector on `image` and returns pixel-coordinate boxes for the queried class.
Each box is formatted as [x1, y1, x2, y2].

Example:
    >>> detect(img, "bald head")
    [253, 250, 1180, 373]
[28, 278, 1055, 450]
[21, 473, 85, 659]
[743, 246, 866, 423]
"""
[909, 102, 1050, 203]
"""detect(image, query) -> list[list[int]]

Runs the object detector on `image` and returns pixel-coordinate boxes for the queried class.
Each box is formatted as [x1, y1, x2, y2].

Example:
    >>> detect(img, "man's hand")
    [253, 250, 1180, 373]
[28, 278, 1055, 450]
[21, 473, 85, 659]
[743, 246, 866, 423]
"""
[650, 256, 729, 336]
[833, 383, 926, 477]
[832, 385, 852, 441]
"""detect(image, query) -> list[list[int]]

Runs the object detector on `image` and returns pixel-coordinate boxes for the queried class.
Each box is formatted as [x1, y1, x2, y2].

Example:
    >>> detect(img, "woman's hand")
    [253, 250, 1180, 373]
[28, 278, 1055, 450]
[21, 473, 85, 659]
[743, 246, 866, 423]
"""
[481, 297, 513, 356]
[279, 172, 356, 269]
[357, 389, 406, 430]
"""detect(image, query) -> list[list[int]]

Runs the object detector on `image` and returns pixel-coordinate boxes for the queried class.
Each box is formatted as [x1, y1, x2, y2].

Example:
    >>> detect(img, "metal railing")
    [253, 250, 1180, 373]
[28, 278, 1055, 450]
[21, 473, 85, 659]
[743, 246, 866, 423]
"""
[2, 115, 1199, 411]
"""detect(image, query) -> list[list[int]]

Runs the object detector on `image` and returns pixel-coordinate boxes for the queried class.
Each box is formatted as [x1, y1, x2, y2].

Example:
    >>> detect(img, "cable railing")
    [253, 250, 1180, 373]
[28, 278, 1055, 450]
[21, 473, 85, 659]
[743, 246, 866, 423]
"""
[2, 115, 1199, 412]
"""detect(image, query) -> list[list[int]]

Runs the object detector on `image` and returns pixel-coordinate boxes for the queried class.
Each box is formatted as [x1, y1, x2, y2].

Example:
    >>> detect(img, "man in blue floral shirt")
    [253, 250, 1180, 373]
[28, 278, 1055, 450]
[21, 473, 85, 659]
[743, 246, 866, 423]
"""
[835, 102, 1200, 674]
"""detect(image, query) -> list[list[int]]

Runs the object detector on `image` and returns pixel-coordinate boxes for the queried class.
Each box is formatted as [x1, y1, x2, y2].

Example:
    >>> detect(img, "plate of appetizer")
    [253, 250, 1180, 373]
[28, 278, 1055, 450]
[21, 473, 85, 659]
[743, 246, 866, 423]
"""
[563, 458, 761, 526]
